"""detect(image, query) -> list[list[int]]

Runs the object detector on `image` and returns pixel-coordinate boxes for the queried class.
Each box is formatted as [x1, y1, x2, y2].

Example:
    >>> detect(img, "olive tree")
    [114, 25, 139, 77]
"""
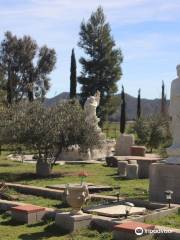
[0, 100, 103, 176]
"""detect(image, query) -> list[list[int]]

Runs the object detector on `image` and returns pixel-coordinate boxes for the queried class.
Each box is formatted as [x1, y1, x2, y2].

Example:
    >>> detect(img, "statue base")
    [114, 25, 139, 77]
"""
[166, 146, 180, 164]
[149, 163, 180, 203]
[55, 212, 92, 232]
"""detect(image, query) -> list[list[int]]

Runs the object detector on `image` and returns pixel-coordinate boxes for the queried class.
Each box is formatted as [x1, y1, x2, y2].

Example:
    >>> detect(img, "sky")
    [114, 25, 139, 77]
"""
[0, 0, 180, 99]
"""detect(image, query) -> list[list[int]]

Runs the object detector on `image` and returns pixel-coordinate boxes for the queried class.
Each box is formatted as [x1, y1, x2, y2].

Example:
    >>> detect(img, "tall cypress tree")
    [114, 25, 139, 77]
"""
[78, 6, 123, 123]
[161, 81, 166, 116]
[70, 48, 77, 99]
[120, 86, 126, 134]
[137, 88, 141, 119]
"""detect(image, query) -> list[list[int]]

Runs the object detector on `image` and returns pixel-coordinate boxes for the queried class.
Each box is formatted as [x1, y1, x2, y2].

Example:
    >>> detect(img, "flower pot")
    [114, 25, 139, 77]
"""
[36, 160, 52, 177]
[64, 184, 90, 215]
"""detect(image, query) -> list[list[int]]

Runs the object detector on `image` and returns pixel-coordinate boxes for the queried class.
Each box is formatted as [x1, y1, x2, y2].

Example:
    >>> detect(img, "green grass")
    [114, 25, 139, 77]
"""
[0, 152, 149, 200]
[146, 212, 180, 229]
[0, 151, 179, 239]
[0, 212, 112, 240]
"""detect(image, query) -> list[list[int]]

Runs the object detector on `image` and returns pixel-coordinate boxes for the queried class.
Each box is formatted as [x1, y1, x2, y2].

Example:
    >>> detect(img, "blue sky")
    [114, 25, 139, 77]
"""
[0, 0, 180, 99]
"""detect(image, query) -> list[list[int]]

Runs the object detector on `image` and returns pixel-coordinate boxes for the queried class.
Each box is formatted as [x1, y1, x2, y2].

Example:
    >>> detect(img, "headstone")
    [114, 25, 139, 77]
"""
[115, 134, 134, 156]
[126, 164, 138, 179]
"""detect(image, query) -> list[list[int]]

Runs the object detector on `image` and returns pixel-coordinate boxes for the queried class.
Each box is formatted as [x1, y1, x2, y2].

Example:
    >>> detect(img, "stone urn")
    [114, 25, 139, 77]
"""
[36, 160, 52, 177]
[64, 184, 90, 215]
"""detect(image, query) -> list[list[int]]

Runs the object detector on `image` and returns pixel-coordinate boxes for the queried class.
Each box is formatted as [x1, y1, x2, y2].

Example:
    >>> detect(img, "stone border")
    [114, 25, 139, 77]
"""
[6, 183, 64, 199]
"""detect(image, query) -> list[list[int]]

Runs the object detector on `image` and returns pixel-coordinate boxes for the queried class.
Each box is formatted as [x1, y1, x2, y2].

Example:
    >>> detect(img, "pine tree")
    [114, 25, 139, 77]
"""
[137, 88, 141, 119]
[78, 6, 123, 123]
[70, 48, 77, 99]
[120, 86, 126, 134]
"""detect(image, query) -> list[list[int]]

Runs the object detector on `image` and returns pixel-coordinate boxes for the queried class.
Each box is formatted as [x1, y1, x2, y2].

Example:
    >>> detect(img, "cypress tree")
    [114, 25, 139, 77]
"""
[161, 81, 166, 116]
[120, 86, 126, 134]
[70, 48, 77, 99]
[78, 6, 123, 123]
[137, 88, 141, 119]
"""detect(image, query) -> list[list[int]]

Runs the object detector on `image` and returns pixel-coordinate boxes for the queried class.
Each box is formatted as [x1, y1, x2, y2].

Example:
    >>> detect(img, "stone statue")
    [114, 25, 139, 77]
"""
[84, 90, 101, 128]
[166, 65, 180, 164]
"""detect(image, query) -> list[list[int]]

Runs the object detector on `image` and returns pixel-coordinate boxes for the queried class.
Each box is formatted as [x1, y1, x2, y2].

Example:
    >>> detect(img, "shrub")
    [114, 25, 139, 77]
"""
[0, 100, 103, 166]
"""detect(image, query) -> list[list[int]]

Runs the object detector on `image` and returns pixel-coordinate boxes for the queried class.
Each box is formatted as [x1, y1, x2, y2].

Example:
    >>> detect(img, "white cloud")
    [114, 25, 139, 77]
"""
[1, 0, 180, 24]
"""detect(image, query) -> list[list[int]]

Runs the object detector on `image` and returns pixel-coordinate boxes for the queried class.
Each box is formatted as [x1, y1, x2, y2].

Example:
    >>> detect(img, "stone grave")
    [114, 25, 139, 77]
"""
[85, 203, 146, 218]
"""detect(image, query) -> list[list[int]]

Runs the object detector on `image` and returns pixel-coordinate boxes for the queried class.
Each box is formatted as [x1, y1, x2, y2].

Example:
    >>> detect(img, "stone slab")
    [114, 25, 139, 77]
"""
[11, 204, 45, 213]
[55, 212, 92, 232]
[46, 183, 116, 193]
[86, 204, 146, 217]
[149, 163, 180, 203]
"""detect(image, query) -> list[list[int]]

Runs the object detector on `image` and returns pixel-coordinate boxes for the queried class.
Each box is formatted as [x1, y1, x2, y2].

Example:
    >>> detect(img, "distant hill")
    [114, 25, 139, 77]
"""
[45, 92, 169, 121]
[44, 92, 70, 107]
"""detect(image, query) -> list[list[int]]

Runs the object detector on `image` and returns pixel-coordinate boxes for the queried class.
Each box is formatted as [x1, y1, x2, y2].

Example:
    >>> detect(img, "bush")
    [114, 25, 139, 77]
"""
[0, 100, 104, 166]
[131, 115, 172, 152]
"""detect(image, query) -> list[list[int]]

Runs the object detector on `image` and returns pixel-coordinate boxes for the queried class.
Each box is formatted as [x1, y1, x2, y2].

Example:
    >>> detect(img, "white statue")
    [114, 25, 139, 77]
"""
[166, 65, 180, 164]
[84, 90, 101, 128]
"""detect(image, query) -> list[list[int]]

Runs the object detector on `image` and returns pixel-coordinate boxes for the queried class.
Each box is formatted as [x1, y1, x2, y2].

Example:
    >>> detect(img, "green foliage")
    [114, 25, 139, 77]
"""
[78, 6, 123, 123]
[120, 86, 126, 133]
[0, 31, 56, 104]
[70, 48, 77, 99]
[131, 115, 172, 152]
[0, 101, 103, 164]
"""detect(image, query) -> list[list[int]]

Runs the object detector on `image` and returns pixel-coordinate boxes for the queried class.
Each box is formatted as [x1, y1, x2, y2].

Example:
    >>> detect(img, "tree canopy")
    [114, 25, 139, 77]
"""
[0, 31, 56, 104]
[78, 7, 123, 123]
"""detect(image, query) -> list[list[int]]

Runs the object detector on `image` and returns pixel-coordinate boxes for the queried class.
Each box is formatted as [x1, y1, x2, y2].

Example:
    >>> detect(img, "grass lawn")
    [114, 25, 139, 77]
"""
[0, 212, 112, 240]
[146, 212, 180, 229]
[0, 152, 180, 239]
[0, 152, 149, 201]
[0, 150, 151, 240]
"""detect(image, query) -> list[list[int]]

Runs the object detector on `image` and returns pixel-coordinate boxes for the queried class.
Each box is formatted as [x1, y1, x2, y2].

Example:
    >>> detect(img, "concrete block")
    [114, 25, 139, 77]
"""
[127, 164, 138, 179]
[11, 204, 45, 224]
[55, 212, 92, 232]
[131, 146, 146, 157]
[113, 221, 155, 240]
[149, 163, 180, 203]
[118, 161, 128, 177]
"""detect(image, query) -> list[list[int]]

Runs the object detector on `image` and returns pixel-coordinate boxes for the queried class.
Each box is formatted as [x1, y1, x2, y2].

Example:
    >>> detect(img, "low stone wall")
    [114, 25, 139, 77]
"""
[6, 183, 64, 200]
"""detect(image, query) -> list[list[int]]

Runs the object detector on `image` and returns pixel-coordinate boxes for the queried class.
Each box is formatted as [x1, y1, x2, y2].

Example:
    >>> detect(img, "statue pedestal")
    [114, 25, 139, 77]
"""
[149, 163, 180, 203]
[165, 146, 180, 164]
[55, 212, 92, 232]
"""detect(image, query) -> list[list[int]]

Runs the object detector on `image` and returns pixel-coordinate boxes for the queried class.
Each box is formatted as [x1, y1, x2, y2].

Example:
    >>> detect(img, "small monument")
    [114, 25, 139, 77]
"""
[59, 91, 107, 161]
[84, 90, 107, 159]
[55, 184, 92, 232]
[84, 90, 101, 131]
[149, 65, 180, 203]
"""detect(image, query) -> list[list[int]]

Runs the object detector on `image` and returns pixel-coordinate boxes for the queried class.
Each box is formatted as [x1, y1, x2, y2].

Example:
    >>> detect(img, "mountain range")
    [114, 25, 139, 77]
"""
[44, 92, 169, 121]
